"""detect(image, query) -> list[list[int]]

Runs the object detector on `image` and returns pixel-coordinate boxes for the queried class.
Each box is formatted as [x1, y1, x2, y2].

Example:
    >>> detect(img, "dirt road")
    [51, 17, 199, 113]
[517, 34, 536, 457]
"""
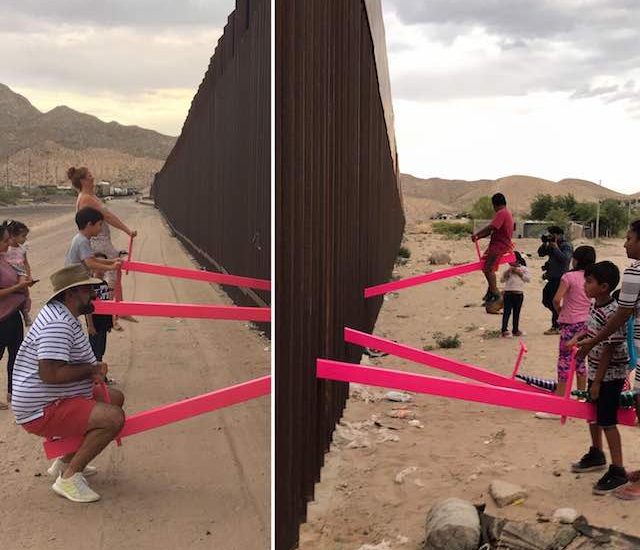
[300, 229, 640, 549]
[0, 200, 270, 549]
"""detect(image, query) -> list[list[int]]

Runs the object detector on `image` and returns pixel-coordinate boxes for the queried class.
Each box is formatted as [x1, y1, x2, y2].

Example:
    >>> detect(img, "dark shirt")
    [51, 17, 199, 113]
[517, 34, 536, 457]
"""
[538, 239, 573, 279]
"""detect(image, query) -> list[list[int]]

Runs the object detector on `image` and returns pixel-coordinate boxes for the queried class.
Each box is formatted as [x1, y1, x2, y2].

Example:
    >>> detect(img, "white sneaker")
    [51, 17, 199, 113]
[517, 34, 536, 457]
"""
[534, 411, 561, 420]
[52, 473, 100, 503]
[47, 458, 97, 478]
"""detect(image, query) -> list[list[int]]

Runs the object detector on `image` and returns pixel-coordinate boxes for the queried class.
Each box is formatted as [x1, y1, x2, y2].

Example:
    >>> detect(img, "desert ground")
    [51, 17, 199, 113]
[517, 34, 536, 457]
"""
[299, 224, 640, 550]
[0, 200, 270, 549]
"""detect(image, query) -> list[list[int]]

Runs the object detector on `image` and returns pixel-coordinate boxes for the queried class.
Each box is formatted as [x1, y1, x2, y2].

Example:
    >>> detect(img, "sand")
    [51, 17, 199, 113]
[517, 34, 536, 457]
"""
[0, 200, 269, 549]
[299, 227, 640, 550]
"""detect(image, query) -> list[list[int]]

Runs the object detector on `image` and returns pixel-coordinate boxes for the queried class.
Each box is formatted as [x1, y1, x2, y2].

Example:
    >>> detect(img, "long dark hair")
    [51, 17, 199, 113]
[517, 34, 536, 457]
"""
[514, 251, 527, 266]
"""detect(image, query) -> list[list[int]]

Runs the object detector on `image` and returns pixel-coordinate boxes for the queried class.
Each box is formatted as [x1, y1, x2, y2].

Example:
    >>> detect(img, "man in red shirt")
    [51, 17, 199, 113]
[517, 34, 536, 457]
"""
[471, 193, 514, 306]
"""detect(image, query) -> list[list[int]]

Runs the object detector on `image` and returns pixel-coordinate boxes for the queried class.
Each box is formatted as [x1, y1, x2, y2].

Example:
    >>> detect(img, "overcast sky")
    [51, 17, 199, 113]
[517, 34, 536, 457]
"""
[382, 0, 640, 194]
[1, 0, 234, 137]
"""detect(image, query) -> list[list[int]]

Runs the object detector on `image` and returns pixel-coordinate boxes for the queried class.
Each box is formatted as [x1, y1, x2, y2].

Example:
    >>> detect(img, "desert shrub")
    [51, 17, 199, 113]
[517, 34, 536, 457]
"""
[433, 332, 461, 349]
[432, 221, 473, 238]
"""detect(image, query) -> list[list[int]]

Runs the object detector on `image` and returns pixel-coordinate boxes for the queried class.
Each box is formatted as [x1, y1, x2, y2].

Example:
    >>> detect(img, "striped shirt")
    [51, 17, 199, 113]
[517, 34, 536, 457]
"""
[586, 298, 629, 382]
[618, 260, 640, 339]
[11, 300, 96, 424]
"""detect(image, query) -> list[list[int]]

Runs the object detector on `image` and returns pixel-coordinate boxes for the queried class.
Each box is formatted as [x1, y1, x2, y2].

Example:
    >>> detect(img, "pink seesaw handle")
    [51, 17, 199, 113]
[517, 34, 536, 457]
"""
[364, 253, 516, 298]
[316, 360, 637, 426]
[93, 300, 271, 322]
[44, 375, 271, 459]
[344, 327, 543, 392]
[121, 261, 271, 291]
[510, 342, 528, 379]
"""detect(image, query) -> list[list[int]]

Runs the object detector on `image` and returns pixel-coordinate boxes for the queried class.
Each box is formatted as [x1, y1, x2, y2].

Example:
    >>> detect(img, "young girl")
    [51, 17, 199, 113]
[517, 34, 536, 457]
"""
[500, 251, 530, 337]
[4, 221, 33, 326]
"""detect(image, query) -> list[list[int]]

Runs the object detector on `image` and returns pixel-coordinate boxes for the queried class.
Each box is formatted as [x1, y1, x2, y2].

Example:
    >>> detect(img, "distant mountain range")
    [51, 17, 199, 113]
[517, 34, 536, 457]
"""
[401, 173, 639, 226]
[0, 83, 176, 187]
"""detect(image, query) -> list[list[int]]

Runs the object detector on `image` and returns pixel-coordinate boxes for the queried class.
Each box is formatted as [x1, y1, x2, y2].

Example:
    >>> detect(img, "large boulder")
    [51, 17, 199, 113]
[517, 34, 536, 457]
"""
[428, 251, 451, 265]
[424, 498, 480, 550]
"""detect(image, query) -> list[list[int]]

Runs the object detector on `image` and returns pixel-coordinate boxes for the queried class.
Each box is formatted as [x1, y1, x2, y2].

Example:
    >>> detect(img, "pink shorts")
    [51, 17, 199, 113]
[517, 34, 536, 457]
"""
[22, 386, 100, 439]
[482, 244, 512, 272]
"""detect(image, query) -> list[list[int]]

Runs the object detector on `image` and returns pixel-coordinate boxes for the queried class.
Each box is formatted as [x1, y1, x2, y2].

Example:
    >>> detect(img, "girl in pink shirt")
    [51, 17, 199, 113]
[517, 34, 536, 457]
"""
[552, 245, 596, 396]
[5, 221, 33, 325]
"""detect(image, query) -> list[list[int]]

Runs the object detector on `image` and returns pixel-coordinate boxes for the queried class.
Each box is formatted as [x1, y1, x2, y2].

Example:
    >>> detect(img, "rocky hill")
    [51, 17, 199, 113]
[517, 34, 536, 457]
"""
[0, 83, 176, 187]
[401, 173, 635, 225]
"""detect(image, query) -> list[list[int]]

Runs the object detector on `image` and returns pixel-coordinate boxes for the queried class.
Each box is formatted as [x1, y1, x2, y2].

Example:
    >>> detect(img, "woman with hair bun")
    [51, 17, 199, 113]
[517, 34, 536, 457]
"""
[69, 166, 137, 324]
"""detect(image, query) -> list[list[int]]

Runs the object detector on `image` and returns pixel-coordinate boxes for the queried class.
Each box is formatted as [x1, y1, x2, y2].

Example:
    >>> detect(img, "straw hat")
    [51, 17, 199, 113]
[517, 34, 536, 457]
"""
[47, 264, 104, 303]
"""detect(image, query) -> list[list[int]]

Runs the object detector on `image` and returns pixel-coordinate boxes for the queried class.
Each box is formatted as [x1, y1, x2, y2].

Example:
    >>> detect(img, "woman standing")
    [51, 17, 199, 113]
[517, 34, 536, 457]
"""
[69, 166, 137, 325]
[0, 222, 34, 409]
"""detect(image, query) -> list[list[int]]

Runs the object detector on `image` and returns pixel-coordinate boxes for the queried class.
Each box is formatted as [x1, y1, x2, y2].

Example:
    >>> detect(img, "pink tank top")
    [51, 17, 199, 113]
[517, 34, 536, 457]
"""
[558, 270, 591, 324]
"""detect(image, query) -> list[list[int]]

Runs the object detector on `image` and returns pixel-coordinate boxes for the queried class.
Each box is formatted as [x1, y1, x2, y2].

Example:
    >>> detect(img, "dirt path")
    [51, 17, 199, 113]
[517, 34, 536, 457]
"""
[0, 200, 270, 550]
[299, 229, 640, 550]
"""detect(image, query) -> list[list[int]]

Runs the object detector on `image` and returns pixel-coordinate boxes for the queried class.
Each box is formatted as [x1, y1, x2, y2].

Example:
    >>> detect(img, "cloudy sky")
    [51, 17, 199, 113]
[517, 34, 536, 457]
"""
[1, 0, 235, 137]
[382, 0, 640, 194]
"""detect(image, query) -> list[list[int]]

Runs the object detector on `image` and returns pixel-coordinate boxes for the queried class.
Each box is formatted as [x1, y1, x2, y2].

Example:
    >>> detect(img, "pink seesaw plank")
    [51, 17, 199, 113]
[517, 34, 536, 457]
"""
[93, 300, 271, 322]
[364, 252, 516, 298]
[344, 328, 543, 392]
[316, 360, 637, 426]
[122, 260, 271, 291]
[44, 375, 271, 459]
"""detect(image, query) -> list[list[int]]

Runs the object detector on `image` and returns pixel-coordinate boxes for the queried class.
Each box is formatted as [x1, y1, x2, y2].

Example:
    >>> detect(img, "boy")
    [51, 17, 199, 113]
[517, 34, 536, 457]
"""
[570, 261, 629, 494]
[86, 253, 114, 383]
[471, 193, 514, 306]
[65, 207, 122, 273]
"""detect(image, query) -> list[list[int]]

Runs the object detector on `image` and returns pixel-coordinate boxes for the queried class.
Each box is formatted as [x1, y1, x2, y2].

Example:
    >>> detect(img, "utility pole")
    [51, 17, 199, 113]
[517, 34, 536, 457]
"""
[595, 179, 601, 240]
[5, 158, 8, 189]
[27, 153, 31, 189]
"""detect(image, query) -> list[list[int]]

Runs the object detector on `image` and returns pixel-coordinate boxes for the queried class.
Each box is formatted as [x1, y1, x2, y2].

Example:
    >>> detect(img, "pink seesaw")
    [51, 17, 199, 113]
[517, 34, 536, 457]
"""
[121, 260, 271, 291]
[43, 375, 271, 459]
[344, 328, 540, 392]
[93, 300, 271, 322]
[364, 251, 516, 298]
[316, 360, 637, 426]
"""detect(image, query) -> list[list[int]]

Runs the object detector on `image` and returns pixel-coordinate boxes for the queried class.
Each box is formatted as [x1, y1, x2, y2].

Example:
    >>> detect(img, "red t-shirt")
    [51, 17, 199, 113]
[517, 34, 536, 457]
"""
[489, 207, 514, 251]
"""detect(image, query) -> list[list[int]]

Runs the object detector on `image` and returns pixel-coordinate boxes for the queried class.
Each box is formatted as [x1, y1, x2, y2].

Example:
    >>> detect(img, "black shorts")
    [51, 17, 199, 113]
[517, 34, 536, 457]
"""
[588, 378, 625, 428]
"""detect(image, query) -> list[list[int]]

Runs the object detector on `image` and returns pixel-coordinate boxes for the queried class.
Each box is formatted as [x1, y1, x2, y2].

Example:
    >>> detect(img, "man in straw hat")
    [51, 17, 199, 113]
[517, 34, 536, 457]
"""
[11, 264, 125, 503]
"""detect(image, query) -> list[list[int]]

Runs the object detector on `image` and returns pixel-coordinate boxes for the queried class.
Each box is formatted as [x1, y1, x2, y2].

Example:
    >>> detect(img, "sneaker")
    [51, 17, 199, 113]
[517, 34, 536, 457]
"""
[544, 327, 560, 335]
[512, 330, 526, 337]
[593, 465, 628, 495]
[571, 446, 607, 473]
[52, 473, 101, 503]
[534, 411, 561, 420]
[501, 331, 512, 338]
[47, 458, 98, 478]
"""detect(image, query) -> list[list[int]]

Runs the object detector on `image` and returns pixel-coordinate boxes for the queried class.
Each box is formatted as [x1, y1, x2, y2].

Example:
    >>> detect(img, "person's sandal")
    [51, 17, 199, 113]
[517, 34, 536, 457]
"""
[614, 483, 640, 500]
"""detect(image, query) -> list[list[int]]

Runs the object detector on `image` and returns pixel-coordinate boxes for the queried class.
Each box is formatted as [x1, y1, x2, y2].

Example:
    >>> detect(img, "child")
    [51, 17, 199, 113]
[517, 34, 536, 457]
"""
[569, 261, 629, 494]
[471, 193, 514, 306]
[4, 220, 33, 325]
[65, 207, 122, 273]
[86, 254, 114, 383]
[500, 251, 530, 337]
[553, 246, 596, 395]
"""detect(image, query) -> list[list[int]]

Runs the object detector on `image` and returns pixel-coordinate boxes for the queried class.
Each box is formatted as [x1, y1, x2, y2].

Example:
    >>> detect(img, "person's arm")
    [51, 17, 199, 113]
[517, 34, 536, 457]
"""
[577, 307, 633, 358]
[538, 243, 549, 257]
[471, 224, 493, 241]
[80, 194, 137, 237]
[549, 241, 572, 263]
[519, 266, 531, 283]
[0, 276, 33, 298]
[552, 279, 569, 315]
[83, 256, 122, 272]
[500, 269, 510, 283]
[589, 345, 614, 400]
[86, 314, 96, 336]
[39, 359, 107, 385]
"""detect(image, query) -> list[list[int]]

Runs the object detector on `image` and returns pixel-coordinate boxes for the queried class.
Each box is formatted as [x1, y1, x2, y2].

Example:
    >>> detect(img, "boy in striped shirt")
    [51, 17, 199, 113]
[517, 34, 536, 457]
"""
[571, 261, 629, 494]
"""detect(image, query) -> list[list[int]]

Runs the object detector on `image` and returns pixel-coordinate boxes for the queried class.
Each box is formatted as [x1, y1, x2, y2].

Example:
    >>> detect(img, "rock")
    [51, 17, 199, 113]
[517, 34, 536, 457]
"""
[424, 498, 480, 550]
[385, 391, 413, 402]
[428, 251, 451, 265]
[408, 419, 424, 429]
[489, 479, 528, 507]
[357, 542, 392, 550]
[395, 466, 418, 484]
[552, 508, 579, 524]
[387, 408, 417, 420]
